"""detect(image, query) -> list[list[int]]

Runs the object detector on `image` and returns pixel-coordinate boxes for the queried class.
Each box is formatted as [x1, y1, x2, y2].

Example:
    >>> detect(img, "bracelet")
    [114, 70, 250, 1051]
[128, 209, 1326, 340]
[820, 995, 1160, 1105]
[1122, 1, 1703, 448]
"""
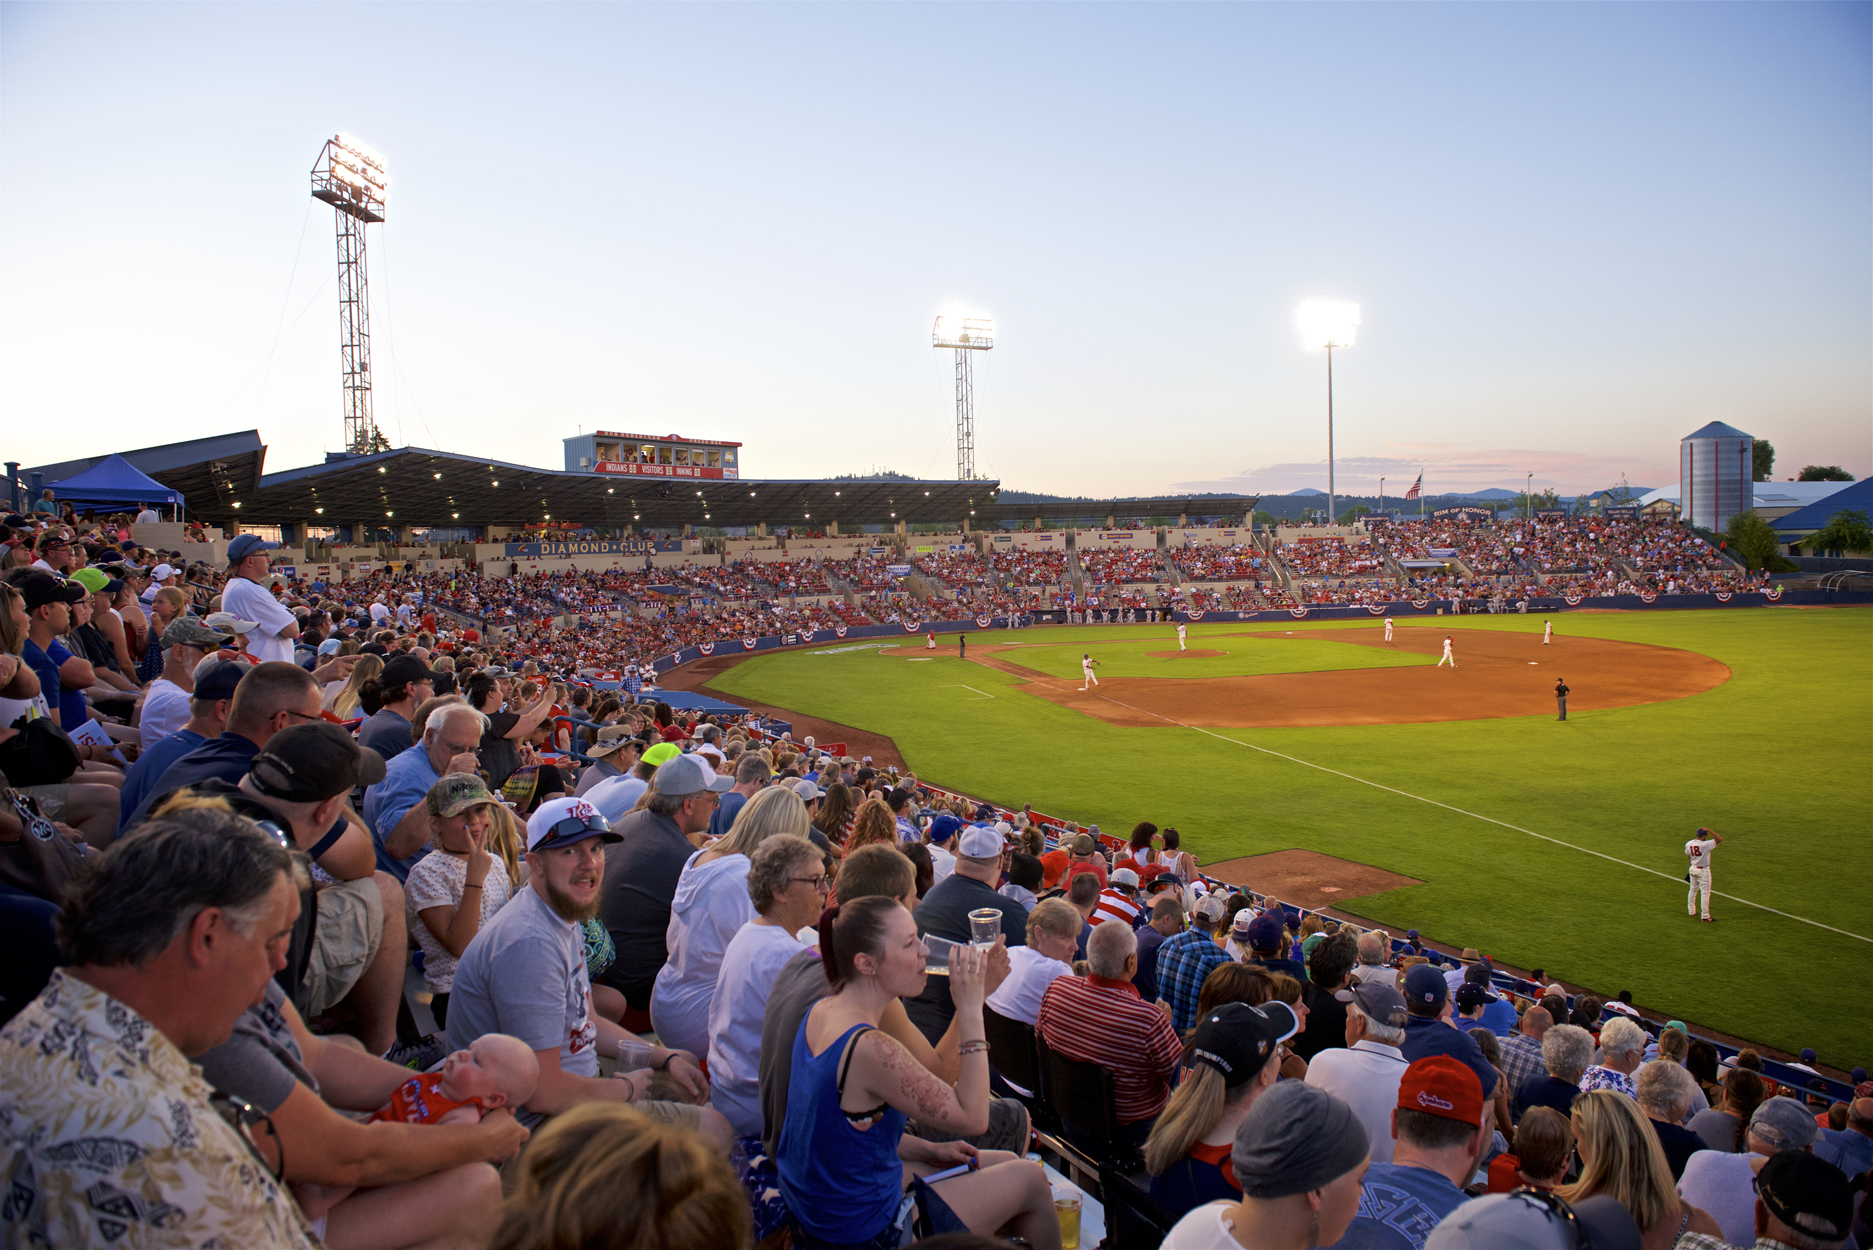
[957, 1041, 990, 1056]
[462, 883, 482, 891]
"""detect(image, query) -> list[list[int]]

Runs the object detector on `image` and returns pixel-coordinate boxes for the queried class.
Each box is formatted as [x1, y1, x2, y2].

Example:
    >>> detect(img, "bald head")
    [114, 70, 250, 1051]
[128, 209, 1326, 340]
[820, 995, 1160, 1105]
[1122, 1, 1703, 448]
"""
[1520, 1006, 1553, 1039]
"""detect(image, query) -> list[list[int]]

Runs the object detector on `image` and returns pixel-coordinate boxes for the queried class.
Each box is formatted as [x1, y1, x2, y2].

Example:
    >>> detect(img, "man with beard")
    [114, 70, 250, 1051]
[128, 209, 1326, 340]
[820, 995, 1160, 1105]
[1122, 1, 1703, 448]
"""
[444, 797, 729, 1151]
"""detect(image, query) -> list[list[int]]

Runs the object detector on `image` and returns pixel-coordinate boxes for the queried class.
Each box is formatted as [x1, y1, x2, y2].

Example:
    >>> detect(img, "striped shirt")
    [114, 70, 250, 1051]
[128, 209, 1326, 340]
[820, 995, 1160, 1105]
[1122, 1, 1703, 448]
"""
[1038, 974, 1182, 1124]
[1091, 888, 1142, 928]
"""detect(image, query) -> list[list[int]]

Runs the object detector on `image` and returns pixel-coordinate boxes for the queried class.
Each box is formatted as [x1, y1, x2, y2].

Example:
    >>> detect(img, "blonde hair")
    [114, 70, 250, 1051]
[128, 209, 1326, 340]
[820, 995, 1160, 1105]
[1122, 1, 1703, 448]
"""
[845, 797, 898, 853]
[0, 583, 25, 656]
[1560, 1090, 1681, 1233]
[1144, 1063, 1258, 1177]
[330, 653, 382, 719]
[1027, 898, 1082, 944]
[713, 785, 808, 858]
[489, 1103, 751, 1250]
[485, 801, 525, 884]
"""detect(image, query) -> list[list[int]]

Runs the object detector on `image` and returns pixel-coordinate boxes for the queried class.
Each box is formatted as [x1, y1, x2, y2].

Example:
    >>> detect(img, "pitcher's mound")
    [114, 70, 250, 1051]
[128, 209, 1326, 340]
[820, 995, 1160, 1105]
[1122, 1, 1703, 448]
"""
[1201, 849, 1422, 909]
[1146, 649, 1227, 658]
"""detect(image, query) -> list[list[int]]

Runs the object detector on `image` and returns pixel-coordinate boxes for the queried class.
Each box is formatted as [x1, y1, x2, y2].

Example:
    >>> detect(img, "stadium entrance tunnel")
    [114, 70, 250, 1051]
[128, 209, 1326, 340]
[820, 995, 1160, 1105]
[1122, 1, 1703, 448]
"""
[969, 627, 1731, 729]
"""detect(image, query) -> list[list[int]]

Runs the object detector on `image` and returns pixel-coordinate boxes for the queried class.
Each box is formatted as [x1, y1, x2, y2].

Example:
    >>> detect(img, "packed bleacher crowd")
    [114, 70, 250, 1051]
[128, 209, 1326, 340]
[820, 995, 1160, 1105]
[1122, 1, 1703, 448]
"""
[995, 548, 1071, 586]
[4, 509, 1870, 1250]
[1274, 536, 1388, 579]
[1172, 542, 1267, 582]
[824, 554, 909, 595]
[1077, 548, 1169, 587]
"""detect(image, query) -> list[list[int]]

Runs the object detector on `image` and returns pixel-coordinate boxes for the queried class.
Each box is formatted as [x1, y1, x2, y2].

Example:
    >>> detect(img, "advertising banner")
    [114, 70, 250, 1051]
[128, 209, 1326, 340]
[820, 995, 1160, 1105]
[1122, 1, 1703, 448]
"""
[503, 540, 651, 558]
[1431, 506, 1493, 523]
[590, 461, 738, 479]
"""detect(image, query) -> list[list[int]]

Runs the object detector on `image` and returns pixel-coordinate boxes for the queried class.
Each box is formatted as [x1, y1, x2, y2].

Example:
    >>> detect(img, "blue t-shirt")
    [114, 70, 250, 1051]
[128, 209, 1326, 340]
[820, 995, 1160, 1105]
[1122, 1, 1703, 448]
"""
[44, 640, 89, 731]
[125, 733, 261, 829]
[1477, 997, 1518, 1037]
[18, 641, 60, 728]
[708, 790, 748, 840]
[1134, 923, 1167, 1003]
[1328, 1162, 1468, 1250]
[118, 729, 207, 834]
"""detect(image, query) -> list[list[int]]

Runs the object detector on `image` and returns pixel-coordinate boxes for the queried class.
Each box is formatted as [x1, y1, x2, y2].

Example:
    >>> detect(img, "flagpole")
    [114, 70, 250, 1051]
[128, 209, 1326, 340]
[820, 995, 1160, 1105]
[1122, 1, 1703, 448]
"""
[1420, 471, 1425, 520]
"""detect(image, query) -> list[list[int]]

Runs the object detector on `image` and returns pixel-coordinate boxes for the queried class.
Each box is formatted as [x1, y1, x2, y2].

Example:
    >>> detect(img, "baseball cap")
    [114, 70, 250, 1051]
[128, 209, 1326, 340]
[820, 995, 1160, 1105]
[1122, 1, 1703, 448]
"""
[150, 562, 175, 579]
[317, 638, 344, 656]
[380, 654, 440, 688]
[1246, 911, 1285, 951]
[248, 722, 388, 801]
[1406, 929, 1420, 940]
[1748, 1096, 1819, 1150]
[1463, 960, 1494, 986]
[1070, 832, 1097, 855]
[1230, 1080, 1368, 1200]
[1755, 1149, 1852, 1244]
[641, 742, 681, 768]
[1426, 1192, 1595, 1250]
[226, 534, 278, 560]
[38, 534, 70, 550]
[654, 754, 733, 797]
[1110, 867, 1140, 888]
[162, 618, 234, 649]
[1231, 909, 1256, 936]
[789, 777, 822, 802]
[1146, 873, 1183, 892]
[1799, 1047, 1817, 1063]
[928, 813, 962, 844]
[205, 611, 260, 635]
[68, 567, 108, 593]
[1189, 1001, 1300, 1088]
[190, 658, 246, 702]
[1193, 894, 1227, 922]
[525, 796, 622, 852]
[1404, 964, 1450, 1010]
[1399, 1055, 1486, 1126]
[957, 825, 1003, 859]
[1454, 983, 1490, 1015]
[1336, 980, 1409, 1028]
[14, 570, 86, 610]
[425, 773, 497, 818]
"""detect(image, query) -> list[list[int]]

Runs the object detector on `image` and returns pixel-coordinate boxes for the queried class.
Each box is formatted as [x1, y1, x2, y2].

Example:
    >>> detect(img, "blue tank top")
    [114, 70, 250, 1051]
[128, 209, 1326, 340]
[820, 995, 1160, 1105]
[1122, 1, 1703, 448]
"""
[776, 1016, 907, 1243]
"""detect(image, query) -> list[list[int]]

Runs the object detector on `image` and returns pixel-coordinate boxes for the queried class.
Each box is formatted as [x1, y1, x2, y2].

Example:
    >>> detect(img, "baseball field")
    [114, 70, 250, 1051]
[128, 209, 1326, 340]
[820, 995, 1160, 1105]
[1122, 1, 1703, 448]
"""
[704, 606, 1873, 1066]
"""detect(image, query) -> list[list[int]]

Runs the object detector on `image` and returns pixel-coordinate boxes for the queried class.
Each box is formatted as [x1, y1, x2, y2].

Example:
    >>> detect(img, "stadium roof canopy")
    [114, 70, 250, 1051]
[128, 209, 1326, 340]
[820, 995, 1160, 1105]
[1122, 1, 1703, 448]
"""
[23, 432, 267, 516]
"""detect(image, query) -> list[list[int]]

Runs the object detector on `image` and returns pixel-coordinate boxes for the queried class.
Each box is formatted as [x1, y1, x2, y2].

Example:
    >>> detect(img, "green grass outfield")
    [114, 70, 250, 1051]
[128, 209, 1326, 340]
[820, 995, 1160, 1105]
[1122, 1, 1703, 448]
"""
[710, 608, 1873, 1064]
[996, 634, 1434, 680]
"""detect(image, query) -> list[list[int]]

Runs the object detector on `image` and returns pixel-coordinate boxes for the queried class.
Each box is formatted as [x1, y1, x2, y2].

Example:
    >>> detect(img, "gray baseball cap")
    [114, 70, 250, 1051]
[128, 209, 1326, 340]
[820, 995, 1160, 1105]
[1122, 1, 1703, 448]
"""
[1748, 1096, 1819, 1150]
[1336, 980, 1410, 1029]
[653, 754, 733, 797]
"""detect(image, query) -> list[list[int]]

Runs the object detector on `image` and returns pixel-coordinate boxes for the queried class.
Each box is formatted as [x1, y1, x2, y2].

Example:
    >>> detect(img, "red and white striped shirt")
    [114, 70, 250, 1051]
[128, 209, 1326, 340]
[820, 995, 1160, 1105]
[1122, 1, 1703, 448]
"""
[1038, 974, 1182, 1124]
[1090, 887, 1142, 928]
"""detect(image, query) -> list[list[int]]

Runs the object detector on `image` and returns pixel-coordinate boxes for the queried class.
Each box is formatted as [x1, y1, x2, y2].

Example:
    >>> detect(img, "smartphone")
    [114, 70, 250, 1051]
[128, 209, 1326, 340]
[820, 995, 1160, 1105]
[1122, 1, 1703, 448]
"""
[920, 1157, 979, 1184]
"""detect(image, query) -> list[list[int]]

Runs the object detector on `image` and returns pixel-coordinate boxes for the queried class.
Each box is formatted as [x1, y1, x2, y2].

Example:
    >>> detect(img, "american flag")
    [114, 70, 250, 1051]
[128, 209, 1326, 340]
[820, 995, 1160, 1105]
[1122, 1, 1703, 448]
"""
[1406, 473, 1422, 500]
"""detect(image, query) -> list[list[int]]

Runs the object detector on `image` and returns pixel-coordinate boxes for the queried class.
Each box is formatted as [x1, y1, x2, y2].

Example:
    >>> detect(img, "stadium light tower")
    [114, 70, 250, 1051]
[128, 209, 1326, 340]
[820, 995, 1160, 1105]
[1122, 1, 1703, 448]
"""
[933, 314, 994, 480]
[1295, 300, 1361, 525]
[311, 134, 390, 456]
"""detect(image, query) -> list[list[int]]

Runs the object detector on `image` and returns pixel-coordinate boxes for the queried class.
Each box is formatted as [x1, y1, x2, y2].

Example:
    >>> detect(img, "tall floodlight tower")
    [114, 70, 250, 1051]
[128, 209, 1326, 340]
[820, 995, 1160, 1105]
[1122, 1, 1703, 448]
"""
[1295, 300, 1361, 525]
[310, 135, 390, 455]
[933, 315, 994, 479]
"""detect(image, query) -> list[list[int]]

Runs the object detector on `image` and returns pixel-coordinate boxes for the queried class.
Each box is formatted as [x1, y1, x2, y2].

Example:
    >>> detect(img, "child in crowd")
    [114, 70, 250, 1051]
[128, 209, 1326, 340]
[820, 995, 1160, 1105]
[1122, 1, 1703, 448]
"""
[405, 773, 515, 1028]
[371, 1033, 540, 1126]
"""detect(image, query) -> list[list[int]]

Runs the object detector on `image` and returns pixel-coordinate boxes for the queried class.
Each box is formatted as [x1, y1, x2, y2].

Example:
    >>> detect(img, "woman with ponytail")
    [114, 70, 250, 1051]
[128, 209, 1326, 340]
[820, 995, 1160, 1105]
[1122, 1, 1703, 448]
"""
[776, 895, 1061, 1250]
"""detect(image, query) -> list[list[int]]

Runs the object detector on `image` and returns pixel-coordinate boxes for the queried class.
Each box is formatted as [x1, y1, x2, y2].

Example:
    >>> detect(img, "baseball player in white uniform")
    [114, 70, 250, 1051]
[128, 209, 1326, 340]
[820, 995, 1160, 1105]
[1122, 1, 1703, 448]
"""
[1543, 619, 1554, 645]
[1685, 827, 1722, 921]
[1080, 654, 1100, 690]
[1177, 622, 1188, 651]
[1384, 616, 1394, 642]
[1437, 635, 1456, 668]
[926, 630, 936, 650]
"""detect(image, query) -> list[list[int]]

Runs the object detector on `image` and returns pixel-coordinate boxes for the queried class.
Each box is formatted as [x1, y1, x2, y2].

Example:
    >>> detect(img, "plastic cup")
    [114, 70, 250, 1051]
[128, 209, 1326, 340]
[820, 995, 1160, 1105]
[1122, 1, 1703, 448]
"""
[968, 908, 1002, 948]
[617, 1038, 658, 1069]
[923, 934, 966, 976]
[1054, 1193, 1082, 1249]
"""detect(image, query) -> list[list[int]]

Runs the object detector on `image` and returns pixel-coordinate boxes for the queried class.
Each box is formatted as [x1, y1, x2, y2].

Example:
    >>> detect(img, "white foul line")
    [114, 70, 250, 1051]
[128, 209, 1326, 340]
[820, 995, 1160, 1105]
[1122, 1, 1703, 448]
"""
[1087, 690, 1872, 945]
[940, 684, 996, 699]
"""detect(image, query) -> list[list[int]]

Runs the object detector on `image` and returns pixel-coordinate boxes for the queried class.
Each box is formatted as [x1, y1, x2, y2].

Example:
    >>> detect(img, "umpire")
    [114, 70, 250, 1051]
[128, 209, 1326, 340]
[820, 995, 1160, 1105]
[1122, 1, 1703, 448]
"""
[1555, 677, 1570, 721]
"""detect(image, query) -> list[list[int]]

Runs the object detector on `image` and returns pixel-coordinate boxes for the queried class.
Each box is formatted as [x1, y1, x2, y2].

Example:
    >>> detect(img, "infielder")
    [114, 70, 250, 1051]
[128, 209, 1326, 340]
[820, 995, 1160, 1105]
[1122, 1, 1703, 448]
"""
[1080, 653, 1100, 690]
[1437, 635, 1456, 668]
[1384, 616, 1395, 642]
[1543, 619, 1554, 645]
[1177, 622, 1188, 651]
[1685, 826, 1722, 921]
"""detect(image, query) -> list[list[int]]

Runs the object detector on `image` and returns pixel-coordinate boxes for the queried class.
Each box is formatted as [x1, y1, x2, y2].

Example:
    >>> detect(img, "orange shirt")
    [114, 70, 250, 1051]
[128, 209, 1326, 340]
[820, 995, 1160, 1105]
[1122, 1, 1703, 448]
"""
[369, 1073, 483, 1126]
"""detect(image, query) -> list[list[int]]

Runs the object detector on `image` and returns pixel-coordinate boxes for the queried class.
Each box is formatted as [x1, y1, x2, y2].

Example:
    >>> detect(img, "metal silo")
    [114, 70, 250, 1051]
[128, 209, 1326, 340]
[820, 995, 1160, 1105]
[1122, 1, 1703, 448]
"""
[1679, 421, 1754, 532]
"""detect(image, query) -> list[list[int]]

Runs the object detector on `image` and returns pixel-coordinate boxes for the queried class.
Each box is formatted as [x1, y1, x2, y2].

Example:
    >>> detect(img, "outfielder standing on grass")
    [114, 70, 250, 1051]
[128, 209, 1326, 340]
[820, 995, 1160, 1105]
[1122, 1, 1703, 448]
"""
[1080, 653, 1100, 690]
[1686, 827, 1722, 921]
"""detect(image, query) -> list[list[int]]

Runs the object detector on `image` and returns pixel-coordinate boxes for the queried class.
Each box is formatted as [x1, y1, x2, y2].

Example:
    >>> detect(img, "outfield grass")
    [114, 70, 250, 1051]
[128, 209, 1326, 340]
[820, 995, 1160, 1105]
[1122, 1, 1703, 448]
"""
[987, 633, 1433, 680]
[712, 608, 1873, 1064]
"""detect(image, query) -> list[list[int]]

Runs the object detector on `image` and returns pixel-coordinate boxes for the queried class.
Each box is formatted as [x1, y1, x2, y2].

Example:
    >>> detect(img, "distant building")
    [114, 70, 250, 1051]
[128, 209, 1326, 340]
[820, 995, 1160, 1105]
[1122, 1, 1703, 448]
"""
[563, 430, 741, 479]
[1679, 421, 1753, 531]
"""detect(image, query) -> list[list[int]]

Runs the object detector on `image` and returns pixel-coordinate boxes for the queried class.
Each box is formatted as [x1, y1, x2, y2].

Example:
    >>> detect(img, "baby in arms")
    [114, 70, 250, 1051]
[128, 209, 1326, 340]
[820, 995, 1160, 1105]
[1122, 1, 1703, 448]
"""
[371, 1033, 540, 1126]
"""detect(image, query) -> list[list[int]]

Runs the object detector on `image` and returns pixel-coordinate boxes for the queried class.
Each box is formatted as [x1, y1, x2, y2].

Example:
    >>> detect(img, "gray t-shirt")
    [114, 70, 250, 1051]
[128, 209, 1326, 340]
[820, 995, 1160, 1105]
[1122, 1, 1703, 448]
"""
[194, 980, 319, 1115]
[758, 948, 831, 1157]
[446, 885, 598, 1126]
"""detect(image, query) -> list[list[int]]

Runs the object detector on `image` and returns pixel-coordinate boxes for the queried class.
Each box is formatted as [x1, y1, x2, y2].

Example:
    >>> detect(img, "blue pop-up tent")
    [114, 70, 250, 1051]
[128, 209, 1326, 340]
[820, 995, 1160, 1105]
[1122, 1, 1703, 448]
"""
[46, 454, 185, 517]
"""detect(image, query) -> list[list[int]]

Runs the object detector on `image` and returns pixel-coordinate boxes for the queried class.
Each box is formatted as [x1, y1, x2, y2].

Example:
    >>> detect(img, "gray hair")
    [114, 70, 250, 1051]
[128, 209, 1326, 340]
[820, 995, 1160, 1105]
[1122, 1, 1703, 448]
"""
[1086, 918, 1137, 979]
[1353, 1003, 1407, 1047]
[57, 809, 303, 969]
[745, 835, 821, 916]
[1599, 1015, 1648, 1060]
[426, 702, 489, 740]
[1635, 1059, 1698, 1120]
[1543, 1024, 1595, 1084]
[1356, 931, 1386, 966]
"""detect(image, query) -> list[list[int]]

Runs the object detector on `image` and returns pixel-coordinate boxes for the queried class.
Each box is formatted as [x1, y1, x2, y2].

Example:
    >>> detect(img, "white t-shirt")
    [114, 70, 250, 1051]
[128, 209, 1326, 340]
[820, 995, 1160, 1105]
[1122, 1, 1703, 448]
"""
[139, 678, 194, 743]
[370, 602, 391, 625]
[405, 851, 515, 993]
[706, 921, 808, 1137]
[1162, 1201, 1244, 1249]
[586, 774, 649, 824]
[985, 944, 1073, 1027]
[1685, 838, 1717, 870]
[928, 842, 956, 887]
[134, 509, 159, 524]
[221, 577, 298, 665]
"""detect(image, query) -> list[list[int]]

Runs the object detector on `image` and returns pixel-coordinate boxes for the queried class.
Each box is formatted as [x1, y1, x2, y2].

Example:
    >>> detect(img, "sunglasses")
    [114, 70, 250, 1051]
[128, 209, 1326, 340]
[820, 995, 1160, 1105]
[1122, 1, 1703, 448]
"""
[1505, 1188, 1590, 1250]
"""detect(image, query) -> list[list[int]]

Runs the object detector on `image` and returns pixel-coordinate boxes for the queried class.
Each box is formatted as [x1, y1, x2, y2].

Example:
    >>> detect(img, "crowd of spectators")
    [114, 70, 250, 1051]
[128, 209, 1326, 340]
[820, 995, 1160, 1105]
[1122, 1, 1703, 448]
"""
[1274, 536, 1387, 579]
[1077, 547, 1168, 587]
[1172, 542, 1268, 582]
[993, 548, 1070, 586]
[823, 555, 908, 595]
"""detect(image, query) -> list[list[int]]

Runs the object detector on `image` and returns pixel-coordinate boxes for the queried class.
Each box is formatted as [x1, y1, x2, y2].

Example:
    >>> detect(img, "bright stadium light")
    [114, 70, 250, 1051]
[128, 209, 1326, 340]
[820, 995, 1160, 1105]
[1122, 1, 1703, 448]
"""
[933, 314, 995, 480]
[1294, 299, 1362, 524]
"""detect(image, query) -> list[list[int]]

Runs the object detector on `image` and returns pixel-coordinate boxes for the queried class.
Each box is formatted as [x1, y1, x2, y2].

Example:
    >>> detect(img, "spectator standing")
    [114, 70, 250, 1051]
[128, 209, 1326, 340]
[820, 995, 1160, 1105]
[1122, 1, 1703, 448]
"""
[598, 754, 732, 1017]
[1157, 893, 1235, 1032]
[985, 897, 1080, 1026]
[1333, 1056, 1492, 1250]
[904, 824, 1028, 1043]
[0, 811, 318, 1248]
[1678, 1096, 1820, 1247]
[1159, 1080, 1371, 1250]
[405, 774, 511, 1030]
[221, 533, 300, 664]
[1307, 982, 1412, 1165]
[1146, 1000, 1300, 1216]
[1038, 920, 1183, 1150]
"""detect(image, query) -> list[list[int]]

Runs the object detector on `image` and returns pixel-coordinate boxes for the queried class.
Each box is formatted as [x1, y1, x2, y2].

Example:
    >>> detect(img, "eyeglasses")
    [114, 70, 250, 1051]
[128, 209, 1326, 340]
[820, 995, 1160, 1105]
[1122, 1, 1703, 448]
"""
[249, 819, 292, 850]
[208, 1090, 284, 1182]
[791, 875, 831, 892]
[1504, 1188, 1590, 1250]
[279, 708, 321, 724]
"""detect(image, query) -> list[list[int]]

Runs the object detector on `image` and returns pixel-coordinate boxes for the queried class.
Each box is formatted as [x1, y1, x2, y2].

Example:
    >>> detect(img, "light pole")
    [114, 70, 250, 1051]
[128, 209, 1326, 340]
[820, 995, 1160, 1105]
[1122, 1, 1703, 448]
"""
[1296, 300, 1361, 525]
[1526, 472, 1533, 520]
[933, 315, 994, 480]
[1379, 476, 1385, 519]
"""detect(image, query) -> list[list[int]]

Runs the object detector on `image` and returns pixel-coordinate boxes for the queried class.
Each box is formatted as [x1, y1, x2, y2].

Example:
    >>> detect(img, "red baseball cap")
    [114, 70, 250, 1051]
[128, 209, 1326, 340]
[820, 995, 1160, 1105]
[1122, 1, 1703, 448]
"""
[1398, 1054, 1484, 1126]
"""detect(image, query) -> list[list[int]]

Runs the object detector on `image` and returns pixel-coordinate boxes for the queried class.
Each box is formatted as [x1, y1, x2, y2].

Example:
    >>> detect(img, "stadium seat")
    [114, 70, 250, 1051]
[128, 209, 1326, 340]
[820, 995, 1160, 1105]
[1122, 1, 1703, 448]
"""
[1100, 1163, 1178, 1250]
[983, 1006, 1057, 1130]
[1039, 1032, 1141, 1176]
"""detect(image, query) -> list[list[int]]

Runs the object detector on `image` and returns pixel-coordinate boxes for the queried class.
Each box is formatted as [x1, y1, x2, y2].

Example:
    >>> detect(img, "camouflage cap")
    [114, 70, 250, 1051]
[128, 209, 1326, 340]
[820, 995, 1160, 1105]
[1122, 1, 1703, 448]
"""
[163, 618, 235, 649]
[426, 772, 496, 818]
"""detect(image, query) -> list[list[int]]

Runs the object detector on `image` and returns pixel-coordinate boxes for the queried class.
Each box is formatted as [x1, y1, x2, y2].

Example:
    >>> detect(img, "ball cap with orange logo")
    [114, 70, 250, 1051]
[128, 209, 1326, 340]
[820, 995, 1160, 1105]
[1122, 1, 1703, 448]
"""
[1398, 1054, 1486, 1125]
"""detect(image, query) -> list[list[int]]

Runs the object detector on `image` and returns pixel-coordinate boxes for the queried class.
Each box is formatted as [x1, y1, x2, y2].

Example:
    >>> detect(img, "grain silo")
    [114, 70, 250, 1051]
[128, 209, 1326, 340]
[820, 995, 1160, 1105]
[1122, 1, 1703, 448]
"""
[1679, 421, 1753, 531]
